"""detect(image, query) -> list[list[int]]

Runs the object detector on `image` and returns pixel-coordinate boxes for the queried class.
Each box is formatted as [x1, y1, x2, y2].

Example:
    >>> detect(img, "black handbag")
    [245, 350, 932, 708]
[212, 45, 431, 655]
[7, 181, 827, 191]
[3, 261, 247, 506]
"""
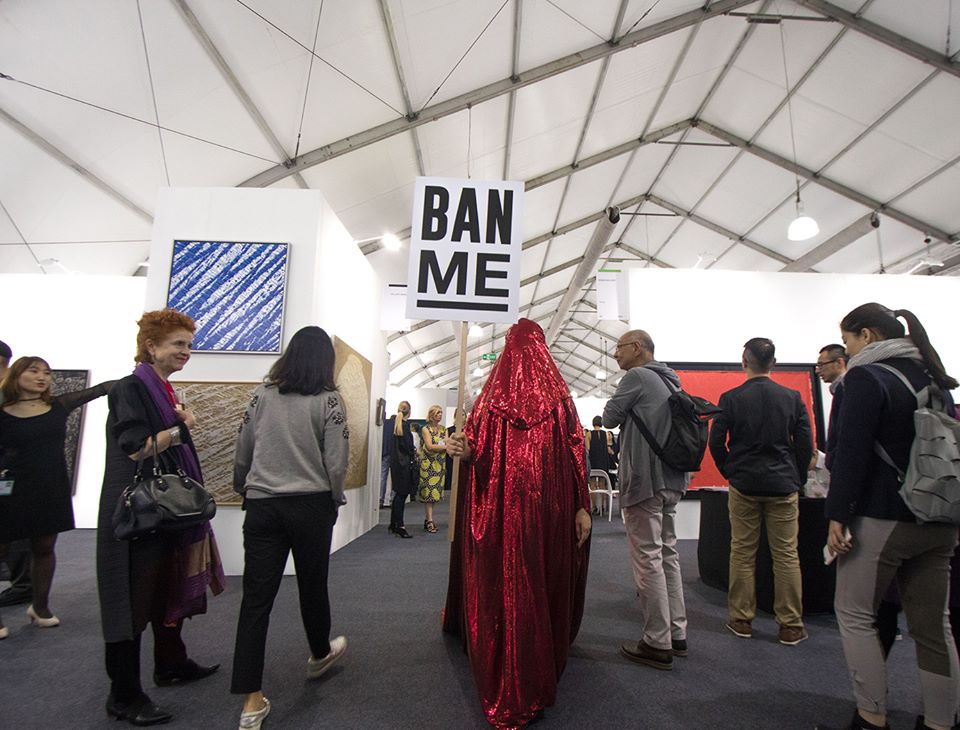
[112, 439, 216, 541]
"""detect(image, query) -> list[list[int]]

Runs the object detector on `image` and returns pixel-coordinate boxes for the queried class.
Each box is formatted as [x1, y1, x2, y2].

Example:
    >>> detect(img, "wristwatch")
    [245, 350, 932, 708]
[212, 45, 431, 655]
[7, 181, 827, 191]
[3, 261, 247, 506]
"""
[167, 425, 183, 446]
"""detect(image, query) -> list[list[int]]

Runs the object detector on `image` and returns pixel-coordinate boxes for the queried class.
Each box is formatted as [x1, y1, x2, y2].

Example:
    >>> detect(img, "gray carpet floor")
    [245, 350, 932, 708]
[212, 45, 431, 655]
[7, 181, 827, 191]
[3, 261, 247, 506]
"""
[0, 500, 928, 729]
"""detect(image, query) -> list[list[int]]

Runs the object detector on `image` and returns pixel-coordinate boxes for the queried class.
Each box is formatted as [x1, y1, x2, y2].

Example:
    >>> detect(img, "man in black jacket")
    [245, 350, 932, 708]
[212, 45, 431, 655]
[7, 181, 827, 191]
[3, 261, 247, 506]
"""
[709, 338, 813, 646]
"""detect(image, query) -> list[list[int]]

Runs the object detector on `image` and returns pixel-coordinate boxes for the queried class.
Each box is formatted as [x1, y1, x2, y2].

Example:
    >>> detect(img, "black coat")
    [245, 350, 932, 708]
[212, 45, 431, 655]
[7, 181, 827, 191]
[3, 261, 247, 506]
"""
[708, 376, 813, 496]
[825, 358, 952, 523]
[95, 375, 200, 643]
[389, 419, 417, 498]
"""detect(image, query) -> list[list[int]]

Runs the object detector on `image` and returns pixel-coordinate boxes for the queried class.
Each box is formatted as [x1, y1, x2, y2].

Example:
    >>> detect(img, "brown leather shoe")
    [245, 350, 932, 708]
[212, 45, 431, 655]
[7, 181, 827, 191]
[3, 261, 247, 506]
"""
[619, 639, 673, 670]
[725, 619, 752, 638]
[778, 624, 808, 646]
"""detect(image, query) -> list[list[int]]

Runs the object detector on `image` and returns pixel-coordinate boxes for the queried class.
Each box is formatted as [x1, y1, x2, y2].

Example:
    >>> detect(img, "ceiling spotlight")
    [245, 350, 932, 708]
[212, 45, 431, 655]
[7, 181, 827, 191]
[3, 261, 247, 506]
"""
[595, 369, 606, 380]
[381, 233, 401, 251]
[570, 389, 578, 398]
[787, 200, 820, 241]
[468, 324, 483, 337]
[472, 367, 483, 378]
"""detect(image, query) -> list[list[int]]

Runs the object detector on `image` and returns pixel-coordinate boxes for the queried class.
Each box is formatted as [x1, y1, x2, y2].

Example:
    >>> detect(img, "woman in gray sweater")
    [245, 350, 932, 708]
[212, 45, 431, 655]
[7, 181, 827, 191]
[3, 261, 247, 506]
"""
[230, 326, 349, 730]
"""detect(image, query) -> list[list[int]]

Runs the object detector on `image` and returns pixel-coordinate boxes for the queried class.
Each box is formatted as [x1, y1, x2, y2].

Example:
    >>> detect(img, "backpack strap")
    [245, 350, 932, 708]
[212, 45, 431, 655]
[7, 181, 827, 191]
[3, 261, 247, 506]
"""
[868, 362, 920, 482]
[626, 368, 675, 461]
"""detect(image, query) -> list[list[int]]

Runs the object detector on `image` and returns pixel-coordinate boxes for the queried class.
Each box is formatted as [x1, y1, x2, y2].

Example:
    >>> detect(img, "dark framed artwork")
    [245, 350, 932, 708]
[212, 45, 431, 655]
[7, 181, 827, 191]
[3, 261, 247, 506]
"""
[667, 362, 824, 491]
[173, 381, 258, 505]
[333, 338, 373, 490]
[166, 240, 289, 353]
[51, 369, 89, 495]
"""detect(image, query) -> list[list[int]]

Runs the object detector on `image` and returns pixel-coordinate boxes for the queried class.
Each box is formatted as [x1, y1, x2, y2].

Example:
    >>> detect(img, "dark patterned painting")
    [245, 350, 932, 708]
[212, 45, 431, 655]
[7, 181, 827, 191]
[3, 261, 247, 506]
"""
[51, 369, 89, 495]
[167, 240, 289, 353]
[174, 381, 258, 505]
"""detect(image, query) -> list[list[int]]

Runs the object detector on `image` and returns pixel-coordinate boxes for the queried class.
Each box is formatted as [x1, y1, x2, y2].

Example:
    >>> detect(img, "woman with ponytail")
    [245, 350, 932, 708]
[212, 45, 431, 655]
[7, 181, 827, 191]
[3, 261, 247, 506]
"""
[817, 303, 959, 730]
[388, 401, 416, 538]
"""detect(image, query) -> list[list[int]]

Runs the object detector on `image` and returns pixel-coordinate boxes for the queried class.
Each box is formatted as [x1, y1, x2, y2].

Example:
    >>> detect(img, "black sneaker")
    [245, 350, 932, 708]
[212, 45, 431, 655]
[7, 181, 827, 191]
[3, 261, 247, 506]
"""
[619, 639, 673, 670]
[671, 639, 688, 657]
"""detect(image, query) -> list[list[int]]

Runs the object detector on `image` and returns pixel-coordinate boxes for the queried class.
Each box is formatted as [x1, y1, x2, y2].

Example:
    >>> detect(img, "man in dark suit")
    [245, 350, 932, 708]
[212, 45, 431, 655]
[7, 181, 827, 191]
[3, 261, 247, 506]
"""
[709, 338, 813, 646]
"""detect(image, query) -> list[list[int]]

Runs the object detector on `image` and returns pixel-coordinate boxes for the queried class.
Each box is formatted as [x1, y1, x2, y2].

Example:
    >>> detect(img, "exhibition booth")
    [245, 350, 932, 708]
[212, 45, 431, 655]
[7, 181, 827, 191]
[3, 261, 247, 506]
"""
[4, 189, 958, 578]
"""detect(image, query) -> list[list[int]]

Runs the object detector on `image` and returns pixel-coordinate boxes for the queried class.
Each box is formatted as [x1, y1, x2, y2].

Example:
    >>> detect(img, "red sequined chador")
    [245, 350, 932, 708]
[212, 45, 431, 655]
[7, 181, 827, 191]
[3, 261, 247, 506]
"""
[443, 318, 591, 729]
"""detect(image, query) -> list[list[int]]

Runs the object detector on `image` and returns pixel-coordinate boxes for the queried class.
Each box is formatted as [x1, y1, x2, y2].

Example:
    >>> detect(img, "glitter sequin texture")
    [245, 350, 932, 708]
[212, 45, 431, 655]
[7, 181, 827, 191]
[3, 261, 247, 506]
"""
[443, 318, 591, 729]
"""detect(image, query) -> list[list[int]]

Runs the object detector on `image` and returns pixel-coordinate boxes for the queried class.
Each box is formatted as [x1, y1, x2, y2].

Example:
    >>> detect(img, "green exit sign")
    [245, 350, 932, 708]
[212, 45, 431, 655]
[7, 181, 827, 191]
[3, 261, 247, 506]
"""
[481, 353, 497, 361]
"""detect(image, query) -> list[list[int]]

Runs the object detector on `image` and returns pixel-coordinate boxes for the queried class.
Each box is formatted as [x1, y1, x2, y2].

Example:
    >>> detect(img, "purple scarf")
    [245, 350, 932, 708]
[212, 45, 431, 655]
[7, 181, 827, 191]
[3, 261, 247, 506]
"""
[133, 362, 203, 483]
[133, 362, 225, 622]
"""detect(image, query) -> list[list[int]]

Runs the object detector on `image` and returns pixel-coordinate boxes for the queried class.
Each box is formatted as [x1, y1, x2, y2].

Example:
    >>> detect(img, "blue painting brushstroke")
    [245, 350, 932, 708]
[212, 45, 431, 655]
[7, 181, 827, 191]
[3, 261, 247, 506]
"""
[167, 241, 288, 353]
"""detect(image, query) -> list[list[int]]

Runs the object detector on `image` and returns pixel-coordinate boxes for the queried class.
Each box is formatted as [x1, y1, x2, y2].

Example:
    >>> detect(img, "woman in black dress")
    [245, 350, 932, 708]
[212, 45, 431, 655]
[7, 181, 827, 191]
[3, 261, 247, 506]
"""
[388, 401, 416, 538]
[97, 308, 224, 726]
[0, 356, 111, 638]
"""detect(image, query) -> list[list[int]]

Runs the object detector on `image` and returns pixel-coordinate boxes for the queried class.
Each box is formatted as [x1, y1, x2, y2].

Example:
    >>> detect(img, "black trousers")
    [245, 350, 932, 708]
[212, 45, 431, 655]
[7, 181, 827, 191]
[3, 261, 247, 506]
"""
[104, 622, 188, 703]
[230, 493, 338, 694]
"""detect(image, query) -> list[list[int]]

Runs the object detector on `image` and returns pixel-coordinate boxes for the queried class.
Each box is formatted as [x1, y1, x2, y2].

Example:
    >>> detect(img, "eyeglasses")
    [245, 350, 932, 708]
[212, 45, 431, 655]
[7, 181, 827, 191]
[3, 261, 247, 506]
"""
[612, 340, 641, 354]
[814, 358, 841, 370]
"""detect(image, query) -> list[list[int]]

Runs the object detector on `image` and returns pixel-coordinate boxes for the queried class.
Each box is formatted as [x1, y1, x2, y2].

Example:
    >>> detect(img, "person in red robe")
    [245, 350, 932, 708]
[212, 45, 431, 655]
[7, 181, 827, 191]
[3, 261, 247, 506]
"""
[443, 318, 592, 729]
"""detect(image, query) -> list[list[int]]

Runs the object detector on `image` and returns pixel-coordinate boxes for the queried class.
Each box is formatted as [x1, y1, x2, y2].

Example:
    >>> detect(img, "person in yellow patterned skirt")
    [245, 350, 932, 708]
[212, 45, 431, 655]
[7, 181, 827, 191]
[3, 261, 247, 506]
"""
[418, 405, 447, 533]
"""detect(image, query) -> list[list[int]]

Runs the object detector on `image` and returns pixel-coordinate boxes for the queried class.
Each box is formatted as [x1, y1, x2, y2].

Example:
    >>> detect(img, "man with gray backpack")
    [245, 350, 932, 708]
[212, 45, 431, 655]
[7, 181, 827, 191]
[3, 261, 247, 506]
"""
[603, 329, 696, 671]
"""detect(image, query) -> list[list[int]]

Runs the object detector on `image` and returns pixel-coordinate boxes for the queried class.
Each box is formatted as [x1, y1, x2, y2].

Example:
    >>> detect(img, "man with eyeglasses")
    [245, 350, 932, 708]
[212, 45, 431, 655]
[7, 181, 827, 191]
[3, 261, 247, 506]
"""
[817, 344, 848, 469]
[816, 344, 847, 385]
[603, 330, 689, 671]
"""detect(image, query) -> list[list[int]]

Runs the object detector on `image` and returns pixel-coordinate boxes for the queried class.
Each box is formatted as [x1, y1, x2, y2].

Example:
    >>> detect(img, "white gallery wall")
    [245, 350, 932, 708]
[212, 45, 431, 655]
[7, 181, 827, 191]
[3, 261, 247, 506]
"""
[627, 269, 959, 371]
[0, 274, 148, 528]
[148, 187, 387, 574]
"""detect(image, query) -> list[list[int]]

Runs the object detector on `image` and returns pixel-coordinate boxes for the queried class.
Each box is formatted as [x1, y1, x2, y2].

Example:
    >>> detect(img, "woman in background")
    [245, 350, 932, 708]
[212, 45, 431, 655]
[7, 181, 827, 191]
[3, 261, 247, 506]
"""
[97, 308, 223, 726]
[819, 303, 958, 730]
[231, 326, 349, 730]
[388, 401, 416, 538]
[418, 405, 447, 533]
[0, 357, 111, 638]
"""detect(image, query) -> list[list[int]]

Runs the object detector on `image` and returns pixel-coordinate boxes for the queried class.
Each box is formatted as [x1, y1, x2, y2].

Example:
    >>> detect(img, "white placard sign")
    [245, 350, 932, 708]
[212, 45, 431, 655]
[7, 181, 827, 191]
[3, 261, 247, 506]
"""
[380, 282, 412, 331]
[596, 268, 629, 321]
[406, 176, 523, 324]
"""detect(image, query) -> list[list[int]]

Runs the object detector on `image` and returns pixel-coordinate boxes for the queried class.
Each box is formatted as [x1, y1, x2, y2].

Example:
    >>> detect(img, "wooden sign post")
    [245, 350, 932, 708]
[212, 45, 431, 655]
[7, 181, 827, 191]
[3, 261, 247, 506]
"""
[405, 176, 524, 543]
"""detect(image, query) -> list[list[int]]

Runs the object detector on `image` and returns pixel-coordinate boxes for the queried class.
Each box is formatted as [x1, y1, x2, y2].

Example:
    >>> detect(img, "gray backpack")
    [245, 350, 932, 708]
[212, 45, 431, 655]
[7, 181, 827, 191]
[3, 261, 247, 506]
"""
[871, 362, 960, 525]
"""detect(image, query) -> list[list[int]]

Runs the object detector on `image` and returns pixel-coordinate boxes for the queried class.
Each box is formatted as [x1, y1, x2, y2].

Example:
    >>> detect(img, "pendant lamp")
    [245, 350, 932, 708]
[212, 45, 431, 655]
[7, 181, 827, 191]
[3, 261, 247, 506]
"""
[780, 24, 818, 242]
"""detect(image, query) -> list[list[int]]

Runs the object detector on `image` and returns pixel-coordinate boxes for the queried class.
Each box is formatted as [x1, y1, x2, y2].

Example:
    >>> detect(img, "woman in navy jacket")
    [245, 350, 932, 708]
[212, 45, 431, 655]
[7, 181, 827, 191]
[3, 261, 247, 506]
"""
[819, 303, 958, 730]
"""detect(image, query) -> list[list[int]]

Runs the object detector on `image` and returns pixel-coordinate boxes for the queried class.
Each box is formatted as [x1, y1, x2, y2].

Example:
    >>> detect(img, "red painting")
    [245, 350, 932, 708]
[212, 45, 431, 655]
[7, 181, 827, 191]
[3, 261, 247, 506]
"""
[673, 366, 822, 490]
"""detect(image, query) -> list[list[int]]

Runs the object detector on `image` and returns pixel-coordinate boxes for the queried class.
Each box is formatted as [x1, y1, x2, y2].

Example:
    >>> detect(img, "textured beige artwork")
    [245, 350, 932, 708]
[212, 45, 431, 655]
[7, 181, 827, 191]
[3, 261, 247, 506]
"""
[174, 381, 258, 505]
[333, 337, 372, 489]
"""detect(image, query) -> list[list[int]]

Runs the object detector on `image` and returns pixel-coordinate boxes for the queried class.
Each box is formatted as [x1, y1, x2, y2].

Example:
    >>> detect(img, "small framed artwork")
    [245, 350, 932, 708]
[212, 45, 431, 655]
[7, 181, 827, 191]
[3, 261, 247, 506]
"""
[167, 240, 289, 353]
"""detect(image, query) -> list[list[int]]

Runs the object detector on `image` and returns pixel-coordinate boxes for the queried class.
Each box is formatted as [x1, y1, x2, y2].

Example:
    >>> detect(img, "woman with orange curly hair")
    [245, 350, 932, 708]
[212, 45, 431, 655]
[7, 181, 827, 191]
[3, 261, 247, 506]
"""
[96, 308, 224, 726]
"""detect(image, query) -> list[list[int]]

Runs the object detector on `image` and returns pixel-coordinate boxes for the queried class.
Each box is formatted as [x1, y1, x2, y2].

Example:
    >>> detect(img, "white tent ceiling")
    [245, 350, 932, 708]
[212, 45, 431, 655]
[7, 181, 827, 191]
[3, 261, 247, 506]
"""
[2, 0, 958, 394]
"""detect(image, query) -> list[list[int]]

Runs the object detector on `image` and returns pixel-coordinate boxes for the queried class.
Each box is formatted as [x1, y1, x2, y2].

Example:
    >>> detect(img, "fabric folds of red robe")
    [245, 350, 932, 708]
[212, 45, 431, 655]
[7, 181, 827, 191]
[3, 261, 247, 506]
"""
[443, 318, 591, 729]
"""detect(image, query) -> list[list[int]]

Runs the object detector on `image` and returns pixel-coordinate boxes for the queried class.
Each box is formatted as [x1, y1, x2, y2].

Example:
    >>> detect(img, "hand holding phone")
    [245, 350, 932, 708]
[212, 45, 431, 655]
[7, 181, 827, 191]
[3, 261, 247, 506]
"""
[823, 525, 852, 565]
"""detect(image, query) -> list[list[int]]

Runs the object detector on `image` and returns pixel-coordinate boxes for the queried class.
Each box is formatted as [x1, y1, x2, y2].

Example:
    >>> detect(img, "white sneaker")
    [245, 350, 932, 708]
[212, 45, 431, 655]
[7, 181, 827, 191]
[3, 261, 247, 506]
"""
[306, 636, 347, 679]
[239, 698, 270, 730]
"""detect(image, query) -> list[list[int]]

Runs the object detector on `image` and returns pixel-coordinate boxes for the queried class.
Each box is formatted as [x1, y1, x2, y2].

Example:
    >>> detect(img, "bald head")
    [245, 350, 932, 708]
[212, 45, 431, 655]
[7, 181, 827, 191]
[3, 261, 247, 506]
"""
[614, 329, 655, 370]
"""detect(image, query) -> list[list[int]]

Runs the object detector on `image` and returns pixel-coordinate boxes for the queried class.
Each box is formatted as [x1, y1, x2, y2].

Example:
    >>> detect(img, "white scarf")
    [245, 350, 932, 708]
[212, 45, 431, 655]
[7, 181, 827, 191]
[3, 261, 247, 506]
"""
[830, 339, 924, 393]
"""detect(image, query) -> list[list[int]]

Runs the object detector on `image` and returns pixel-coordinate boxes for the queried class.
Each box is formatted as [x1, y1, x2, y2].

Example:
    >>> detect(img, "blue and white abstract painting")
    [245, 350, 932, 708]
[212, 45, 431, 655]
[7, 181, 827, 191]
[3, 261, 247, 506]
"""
[167, 240, 289, 353]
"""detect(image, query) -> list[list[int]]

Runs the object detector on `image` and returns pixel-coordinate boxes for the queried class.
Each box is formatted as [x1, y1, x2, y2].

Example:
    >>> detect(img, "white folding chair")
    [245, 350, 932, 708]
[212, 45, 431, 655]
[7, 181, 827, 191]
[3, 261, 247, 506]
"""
[589, 469, 619, 522]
